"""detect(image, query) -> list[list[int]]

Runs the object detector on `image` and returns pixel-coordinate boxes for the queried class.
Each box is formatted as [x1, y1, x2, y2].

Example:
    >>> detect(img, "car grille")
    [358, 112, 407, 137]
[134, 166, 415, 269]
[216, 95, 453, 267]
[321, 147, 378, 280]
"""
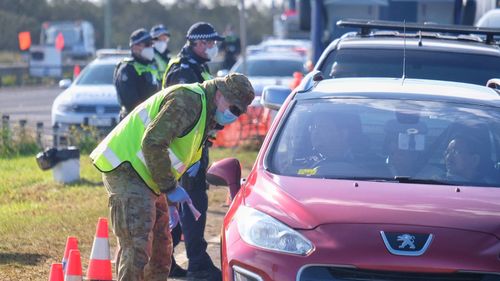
[298, 267, 500, 281]
[104, 106, 120, 113]
[73, 105, 120, 113]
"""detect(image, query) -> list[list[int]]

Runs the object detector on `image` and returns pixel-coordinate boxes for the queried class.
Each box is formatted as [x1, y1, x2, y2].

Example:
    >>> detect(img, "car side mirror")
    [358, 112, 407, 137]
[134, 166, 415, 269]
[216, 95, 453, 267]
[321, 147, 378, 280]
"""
[59, 79, 72, 89]
[261, 85, 291, 110]
[216, 69, 229, 77]
[206, 158, 242, 200]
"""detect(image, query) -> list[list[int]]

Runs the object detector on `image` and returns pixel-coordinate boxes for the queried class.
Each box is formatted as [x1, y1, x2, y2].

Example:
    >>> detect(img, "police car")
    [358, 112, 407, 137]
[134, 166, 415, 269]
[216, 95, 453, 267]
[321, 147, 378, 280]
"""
[51, 54, 126, 135]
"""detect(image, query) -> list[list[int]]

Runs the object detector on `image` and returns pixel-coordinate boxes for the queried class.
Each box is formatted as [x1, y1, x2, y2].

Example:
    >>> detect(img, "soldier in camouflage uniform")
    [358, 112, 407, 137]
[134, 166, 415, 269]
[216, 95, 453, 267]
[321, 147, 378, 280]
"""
[90, 73, 254, 281]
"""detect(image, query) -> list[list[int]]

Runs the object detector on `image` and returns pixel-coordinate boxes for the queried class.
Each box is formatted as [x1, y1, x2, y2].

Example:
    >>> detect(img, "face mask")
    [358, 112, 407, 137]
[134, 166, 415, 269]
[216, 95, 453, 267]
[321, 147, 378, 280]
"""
[215, 109, 238, 125]
[153, 41, 167, 53]
[140, 47, 155, 61]
[205, 45, 218, 60]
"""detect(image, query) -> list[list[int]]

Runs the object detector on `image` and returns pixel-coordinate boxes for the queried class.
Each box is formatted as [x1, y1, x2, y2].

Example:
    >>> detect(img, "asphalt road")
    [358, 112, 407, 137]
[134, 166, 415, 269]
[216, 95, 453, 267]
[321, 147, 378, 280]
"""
[0, 85, 60, 128]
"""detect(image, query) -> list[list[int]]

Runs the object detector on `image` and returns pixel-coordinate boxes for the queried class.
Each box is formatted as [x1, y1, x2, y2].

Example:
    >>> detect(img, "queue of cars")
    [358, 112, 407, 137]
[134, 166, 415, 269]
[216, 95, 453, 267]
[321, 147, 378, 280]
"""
[50, 18, 500, 280]
[207, 20, 500, 280]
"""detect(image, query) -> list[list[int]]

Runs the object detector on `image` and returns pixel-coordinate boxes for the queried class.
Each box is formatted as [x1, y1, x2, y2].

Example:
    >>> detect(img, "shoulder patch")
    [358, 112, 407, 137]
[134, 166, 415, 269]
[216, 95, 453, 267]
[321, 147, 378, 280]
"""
[121, 72, 128, 81]
[180, 63, 189, 69]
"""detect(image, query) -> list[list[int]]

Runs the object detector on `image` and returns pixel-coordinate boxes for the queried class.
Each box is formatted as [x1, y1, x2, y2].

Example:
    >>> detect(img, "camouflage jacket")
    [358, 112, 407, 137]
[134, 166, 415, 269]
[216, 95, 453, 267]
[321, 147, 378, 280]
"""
[120, 80, 217, 193]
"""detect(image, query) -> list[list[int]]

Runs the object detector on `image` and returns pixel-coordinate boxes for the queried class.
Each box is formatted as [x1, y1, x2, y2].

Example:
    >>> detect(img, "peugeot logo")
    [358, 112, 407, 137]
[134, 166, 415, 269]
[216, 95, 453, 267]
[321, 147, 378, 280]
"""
[380, 231, 433, 256]
[397, 234, 415, 249]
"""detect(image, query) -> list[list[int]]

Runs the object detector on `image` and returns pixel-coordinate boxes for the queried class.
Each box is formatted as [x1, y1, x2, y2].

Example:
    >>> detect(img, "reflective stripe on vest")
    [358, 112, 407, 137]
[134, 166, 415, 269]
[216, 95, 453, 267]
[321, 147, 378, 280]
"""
[162, 57, 213, 89]
[132, 61, 160, 81]
[90, 83, 207, 194]
[162, 57, 180, 89]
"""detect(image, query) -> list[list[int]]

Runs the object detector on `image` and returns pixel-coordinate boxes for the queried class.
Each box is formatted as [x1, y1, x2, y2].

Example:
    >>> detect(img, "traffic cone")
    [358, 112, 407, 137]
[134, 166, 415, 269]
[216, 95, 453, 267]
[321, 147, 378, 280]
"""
[65, 249, 82, 281]
[73, 64, 81, 79]
[86, 217, 112, 281]
[48, 263, 64, 281]
[62, 236, 79, 272]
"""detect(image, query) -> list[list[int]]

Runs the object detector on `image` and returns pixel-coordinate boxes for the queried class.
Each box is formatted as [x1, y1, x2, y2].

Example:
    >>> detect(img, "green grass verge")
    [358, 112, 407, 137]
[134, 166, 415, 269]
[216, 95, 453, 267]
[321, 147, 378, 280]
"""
[0, 147, 258, 280]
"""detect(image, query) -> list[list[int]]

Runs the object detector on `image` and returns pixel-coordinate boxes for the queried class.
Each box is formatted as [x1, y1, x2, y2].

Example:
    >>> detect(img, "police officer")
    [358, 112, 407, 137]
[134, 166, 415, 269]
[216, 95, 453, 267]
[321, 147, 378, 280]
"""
[163, 22, 225, 281]
[114, 28, 160, 120]
[163, 21, 223, 87]
[150, 24, 171, 79]
[220, 25, 241, 69]
[90, 73, 255, 281]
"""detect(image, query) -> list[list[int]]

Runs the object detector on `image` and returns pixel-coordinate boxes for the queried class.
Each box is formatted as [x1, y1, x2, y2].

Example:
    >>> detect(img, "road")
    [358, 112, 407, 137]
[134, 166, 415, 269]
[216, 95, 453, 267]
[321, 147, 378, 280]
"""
[0, 85, 60, 128]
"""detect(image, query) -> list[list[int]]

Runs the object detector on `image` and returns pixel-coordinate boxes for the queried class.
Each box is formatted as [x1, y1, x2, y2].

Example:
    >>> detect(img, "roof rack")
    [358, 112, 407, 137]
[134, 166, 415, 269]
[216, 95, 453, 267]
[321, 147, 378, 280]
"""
[337, 19, 500, 44]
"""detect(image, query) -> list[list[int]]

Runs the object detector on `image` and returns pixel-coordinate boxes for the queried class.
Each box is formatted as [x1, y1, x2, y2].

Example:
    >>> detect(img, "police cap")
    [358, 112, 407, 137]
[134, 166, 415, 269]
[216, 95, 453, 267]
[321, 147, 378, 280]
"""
[150, 24, 171, 39]
[129, 28, 152, 47]
[186, 22, 225, 41]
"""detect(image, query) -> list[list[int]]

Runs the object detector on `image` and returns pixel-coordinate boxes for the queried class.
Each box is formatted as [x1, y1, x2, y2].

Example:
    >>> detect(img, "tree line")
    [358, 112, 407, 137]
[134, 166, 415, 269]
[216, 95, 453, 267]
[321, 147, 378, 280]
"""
[0, 0, 274, 53]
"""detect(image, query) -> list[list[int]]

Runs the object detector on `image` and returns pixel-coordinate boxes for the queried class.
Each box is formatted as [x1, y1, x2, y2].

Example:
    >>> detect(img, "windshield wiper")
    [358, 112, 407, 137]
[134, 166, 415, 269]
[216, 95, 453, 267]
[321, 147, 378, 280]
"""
[393, 176, 455, 185]
[320, 176, 456, 186]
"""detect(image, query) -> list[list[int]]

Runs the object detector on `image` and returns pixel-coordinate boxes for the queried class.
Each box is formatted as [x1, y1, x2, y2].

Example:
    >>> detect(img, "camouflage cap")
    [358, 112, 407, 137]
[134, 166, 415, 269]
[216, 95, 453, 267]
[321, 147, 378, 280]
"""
[214, 73, 255, 113]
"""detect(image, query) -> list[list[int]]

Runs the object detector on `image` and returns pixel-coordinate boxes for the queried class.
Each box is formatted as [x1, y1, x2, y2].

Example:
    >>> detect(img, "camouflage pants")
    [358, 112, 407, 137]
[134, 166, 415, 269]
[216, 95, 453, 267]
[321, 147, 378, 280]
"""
[103, 163, 172, 281]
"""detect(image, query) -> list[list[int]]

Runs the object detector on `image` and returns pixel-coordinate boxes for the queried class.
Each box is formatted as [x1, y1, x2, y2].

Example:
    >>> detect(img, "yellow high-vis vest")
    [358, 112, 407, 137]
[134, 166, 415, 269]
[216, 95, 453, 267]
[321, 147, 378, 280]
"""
[90, 83, 207, 194]
[162, 57, 213, 89]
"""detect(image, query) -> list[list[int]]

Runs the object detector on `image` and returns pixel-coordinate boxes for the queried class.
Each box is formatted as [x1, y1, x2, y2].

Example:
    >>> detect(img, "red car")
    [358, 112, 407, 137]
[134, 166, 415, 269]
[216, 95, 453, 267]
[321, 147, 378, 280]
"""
[207, 77, 500, 281]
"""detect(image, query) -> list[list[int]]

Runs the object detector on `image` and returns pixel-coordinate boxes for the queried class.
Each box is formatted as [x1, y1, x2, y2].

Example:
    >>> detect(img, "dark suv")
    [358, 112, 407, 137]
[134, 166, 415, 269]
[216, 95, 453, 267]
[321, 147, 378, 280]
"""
[305, 19, 500, 87]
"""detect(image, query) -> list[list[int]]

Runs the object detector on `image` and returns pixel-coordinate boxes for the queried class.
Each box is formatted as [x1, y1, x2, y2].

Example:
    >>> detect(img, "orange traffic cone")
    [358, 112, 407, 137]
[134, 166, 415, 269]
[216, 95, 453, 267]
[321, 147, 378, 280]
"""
[48, 263, 64, 281]
[86, 217, 112, 281]
[73, 64, 81, 79]
[65, 249, 82, 281]
[62, 236, 79, 272]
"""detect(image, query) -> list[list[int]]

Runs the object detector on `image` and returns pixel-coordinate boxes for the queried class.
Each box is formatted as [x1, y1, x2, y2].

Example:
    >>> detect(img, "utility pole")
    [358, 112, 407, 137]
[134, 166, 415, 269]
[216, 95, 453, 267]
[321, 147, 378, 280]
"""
[239, 0, 247, 75]
[104, 0, 112, 48]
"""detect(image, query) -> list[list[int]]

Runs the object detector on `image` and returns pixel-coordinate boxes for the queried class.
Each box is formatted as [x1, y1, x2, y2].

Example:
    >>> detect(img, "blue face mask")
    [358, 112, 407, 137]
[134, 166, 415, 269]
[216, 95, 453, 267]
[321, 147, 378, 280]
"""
[215, 109, 238, 125]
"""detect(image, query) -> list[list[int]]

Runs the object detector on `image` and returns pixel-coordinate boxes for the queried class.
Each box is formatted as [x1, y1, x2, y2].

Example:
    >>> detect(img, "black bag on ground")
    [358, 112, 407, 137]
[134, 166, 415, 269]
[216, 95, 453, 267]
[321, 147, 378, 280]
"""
[35, 147, 58, 170]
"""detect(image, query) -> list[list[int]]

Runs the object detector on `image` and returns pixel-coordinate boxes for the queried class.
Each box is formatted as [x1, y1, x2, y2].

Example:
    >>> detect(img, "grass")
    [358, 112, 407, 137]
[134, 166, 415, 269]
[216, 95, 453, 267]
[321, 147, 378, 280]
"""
[0, 147, 258, 280]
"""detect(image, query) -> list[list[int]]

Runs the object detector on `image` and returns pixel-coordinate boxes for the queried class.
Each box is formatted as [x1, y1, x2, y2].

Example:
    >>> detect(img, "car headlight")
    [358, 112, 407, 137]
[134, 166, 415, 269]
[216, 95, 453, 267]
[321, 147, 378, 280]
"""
[236, 205, 313, 255]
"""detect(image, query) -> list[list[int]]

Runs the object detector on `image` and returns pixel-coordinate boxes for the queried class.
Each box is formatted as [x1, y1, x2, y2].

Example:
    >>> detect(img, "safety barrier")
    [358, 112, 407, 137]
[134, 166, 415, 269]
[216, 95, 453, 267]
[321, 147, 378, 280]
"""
[212, 105, 272, 148]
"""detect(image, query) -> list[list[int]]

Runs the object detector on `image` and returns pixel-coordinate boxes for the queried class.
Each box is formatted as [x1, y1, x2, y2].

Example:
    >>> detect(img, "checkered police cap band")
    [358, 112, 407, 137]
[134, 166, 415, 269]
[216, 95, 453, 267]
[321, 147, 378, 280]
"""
[187, 32, 221, 41]
[185, 22, 225, 42]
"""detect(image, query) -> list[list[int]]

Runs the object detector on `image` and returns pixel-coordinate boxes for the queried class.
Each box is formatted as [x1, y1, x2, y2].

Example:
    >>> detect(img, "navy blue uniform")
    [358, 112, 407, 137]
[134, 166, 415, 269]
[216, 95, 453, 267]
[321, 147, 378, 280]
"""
[164, 45, 216, 274]
[114, 55, 160, 119]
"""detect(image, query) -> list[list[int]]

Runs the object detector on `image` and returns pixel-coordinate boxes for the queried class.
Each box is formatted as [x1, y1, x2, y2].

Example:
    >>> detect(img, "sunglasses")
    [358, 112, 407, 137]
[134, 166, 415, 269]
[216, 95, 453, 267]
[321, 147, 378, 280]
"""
[229, 105, 242, 117]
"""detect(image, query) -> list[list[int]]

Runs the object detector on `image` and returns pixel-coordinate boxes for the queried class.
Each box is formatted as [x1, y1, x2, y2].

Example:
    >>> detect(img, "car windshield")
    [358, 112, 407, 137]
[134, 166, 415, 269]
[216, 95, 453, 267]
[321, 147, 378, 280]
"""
[233, 58, 304, 77]
[45, 26, 80, 46]
[75, 63, 116, 85]
[320, 48, 500, 86]
[268, 98, 500, 187]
